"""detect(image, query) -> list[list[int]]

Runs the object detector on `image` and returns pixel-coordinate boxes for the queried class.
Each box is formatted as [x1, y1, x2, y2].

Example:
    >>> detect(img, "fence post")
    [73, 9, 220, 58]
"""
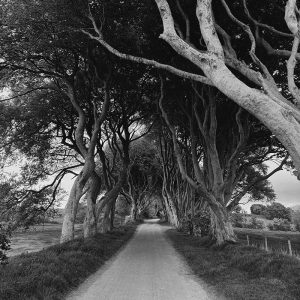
[288, 240, 292, 256]
[246, 235, 249, 246]
[264, 236, 268, 251]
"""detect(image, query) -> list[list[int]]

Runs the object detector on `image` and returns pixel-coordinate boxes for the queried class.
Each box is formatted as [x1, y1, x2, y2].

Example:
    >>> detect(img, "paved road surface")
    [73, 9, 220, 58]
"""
[66, 219, 219, 300]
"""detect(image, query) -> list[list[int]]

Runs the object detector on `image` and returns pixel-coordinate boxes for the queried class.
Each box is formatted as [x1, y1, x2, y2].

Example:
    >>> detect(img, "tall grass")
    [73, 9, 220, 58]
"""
[0, 225, 136, 300]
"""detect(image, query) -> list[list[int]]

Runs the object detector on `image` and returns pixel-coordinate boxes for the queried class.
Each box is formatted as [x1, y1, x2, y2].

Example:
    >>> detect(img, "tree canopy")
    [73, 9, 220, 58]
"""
[0, 0, 298, 246]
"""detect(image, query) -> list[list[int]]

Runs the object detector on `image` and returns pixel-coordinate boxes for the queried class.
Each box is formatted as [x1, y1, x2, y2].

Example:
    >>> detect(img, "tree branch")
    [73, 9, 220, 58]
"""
[81, 12, 212, 85]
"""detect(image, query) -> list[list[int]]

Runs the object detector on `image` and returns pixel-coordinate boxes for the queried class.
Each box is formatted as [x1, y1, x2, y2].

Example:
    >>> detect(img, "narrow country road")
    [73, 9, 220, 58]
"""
[66, 219, 220, 300]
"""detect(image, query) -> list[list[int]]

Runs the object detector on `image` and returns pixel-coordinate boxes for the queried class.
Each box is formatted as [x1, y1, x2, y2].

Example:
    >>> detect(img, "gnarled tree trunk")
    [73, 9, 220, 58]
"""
[83, 172, 101, 238]
[208, 204, 235, 245]
[130, 198, 138, 221]
[97, 165, 128, 233]
[60, 160, 94, 243]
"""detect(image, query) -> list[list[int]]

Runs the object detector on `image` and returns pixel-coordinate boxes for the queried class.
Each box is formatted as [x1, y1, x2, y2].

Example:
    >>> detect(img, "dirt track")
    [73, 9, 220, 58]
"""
[66, 219, 220, 300]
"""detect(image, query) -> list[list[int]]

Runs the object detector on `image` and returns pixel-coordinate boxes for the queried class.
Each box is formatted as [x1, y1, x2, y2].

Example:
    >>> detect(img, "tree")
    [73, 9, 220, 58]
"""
[157, 77, 286, 244]
[250, 204, 267, 215]
[86, 0, 300, 177]
[1, 0, 297, 246]
[122, 137, 162, 221]
[264, 202, 292, 221]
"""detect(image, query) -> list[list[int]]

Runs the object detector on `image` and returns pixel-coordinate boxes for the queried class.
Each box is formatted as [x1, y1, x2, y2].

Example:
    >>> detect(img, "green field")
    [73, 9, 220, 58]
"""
[234, 227, 300, 254]
[7, 215, 126, 257]
[7, 224, 83, 257]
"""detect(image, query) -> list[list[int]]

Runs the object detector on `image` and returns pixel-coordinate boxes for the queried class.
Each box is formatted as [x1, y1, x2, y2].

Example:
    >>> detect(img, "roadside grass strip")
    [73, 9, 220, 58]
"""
[0, 225, 137, 300]
[167, 229, 300, 300]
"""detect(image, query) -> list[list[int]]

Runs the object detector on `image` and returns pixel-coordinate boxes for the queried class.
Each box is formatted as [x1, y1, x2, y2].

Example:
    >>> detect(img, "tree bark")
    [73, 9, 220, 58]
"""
[60, 81, 110, 242]
[97, 164, 128, 232]
[99, 202, 112, 233]
[83, 172, 101, 238]
[60, 176, 82, 243]
[130, 198, 138, 221]
[209, 206, 235, 246]
[110, 200, 116, 230]
[162, 188, 179, 227]
[153, 0, 300, 175]
[60, 160, 94, 243]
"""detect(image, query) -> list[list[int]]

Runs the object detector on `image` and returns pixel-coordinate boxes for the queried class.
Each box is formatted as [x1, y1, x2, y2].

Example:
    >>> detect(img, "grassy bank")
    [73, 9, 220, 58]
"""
[0, 224, 136, 300]
[167, 229, 300, 300]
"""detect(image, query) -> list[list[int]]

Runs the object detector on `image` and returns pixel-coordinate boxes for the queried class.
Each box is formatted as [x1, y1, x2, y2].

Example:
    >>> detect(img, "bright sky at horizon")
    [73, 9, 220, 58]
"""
[241, 163, 300, 212]
[58, 162, 300, 212]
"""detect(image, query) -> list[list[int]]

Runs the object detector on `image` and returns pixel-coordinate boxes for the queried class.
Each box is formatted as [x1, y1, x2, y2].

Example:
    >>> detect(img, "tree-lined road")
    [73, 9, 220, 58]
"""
[67, 220, 219, 300]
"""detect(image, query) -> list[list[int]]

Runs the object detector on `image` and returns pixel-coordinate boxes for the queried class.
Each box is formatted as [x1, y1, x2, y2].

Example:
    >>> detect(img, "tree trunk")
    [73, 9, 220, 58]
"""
[130, 198, 138, 221]
[97, 165, 128, 232]
[83, 172, 101, 238]
[110, 200, 115, 230]
[60, 161, 95, 243]
[99, 203, 112, 233]
[162, 191, 179, 227]
[154, 0, 300, 175]
[209, 205, 236, 245]
[60, 176, 83, 243]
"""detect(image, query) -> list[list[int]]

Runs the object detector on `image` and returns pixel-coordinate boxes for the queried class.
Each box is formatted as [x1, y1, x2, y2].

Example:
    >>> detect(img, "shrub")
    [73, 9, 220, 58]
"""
[250, 204, 266, 215]
[264, 202, 291, 221]
[268, 218, 291, 231]
[244, 216, 265, 229]
[193, 210, 211, 236]
[0, 224, 10, 263]
[230, 213, 244, 228]
[178, 210, 211, 236]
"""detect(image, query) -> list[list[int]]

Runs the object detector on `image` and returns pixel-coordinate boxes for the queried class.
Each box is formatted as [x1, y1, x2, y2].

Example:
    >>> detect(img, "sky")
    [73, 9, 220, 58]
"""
[268, 168, 300, 207]
[58, 162, 300, 212]
[241, 163, 300, 212]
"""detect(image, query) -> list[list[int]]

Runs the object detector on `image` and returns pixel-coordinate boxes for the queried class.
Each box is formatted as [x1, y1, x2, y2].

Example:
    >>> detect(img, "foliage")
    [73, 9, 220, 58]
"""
[0, 179, 61, 230]
[250, 202, 292, 222]
[291, 210, 300, 231]
[250, 204, 267, 215]
[264, 202, 292, 221]
[268, 218, 291, 231]
[193, 210, 211, 237]
[0, 0, 294, 245]
[232, 205, 243, 214]
[0, 224, 10, 263]
[230, 213, 245, 228]
[243, 217, 265, 230]
[0, 224, 136, 299]
[179, 209, 211, 236]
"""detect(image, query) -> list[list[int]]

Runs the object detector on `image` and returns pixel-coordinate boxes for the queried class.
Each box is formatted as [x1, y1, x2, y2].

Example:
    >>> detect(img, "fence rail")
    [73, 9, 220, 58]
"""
[234, 229, 300, 257]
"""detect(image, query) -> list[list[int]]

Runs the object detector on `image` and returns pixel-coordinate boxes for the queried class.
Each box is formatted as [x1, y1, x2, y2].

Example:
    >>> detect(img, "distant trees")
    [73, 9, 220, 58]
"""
[264, 203, 292, 221]
[122, 138, 162, 221]
[250, 202, 292, 221]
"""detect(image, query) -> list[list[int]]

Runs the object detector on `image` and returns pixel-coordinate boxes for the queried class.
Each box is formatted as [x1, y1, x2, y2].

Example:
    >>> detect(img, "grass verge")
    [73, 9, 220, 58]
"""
[0, 224, 137, 300]
[167, 229, 300, 300]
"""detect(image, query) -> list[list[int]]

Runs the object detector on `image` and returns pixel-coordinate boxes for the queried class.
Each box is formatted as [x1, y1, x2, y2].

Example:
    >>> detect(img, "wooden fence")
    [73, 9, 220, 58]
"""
[235, 230, 300, 257]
